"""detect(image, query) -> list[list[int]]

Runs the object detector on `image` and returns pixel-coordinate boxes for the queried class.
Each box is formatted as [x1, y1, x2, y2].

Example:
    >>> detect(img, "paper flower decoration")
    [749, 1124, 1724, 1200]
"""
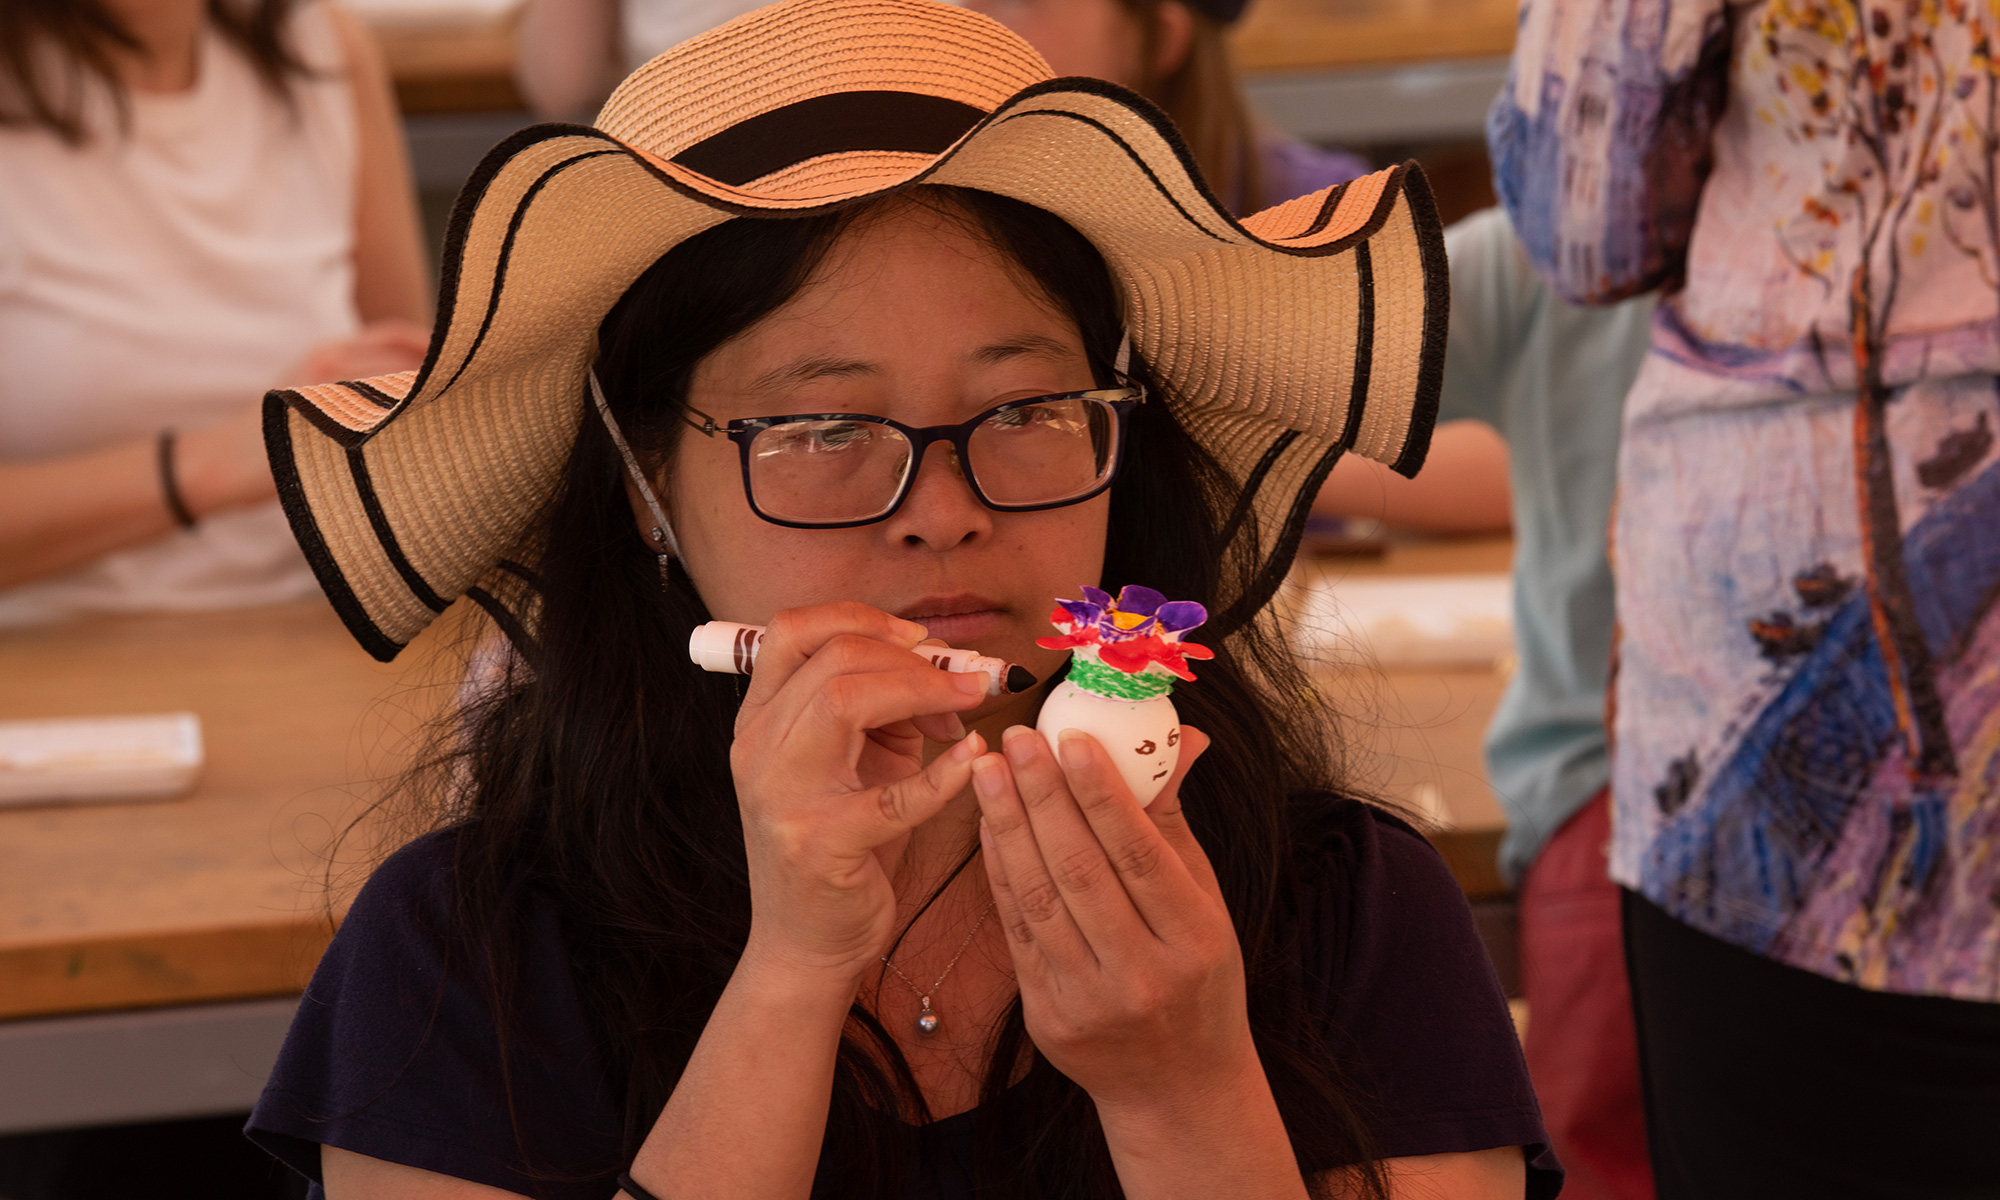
[1037, 584, 1214, 680]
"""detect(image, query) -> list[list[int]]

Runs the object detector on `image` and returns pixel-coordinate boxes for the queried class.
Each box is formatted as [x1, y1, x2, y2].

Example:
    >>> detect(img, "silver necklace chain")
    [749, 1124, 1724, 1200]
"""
[881, 900, 996, 1036]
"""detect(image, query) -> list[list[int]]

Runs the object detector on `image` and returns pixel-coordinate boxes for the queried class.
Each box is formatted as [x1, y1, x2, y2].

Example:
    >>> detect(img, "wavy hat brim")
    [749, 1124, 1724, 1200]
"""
[263, 0, 1446, 662]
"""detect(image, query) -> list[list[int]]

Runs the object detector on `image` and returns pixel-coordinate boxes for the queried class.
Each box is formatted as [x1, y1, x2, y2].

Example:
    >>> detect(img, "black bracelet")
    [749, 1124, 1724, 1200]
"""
[156, 430, 198, 529]
[615, 1170, 664, 1200]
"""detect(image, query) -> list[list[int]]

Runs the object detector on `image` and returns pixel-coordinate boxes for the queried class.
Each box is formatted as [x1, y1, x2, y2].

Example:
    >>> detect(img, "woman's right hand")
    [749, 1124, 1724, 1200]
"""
[729, 603, 991, 986]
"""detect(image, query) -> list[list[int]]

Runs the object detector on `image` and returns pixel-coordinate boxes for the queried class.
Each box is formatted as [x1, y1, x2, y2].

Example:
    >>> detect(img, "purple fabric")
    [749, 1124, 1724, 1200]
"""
[1258, 133, 1372, 210]
[246, 800, 1558, 1198]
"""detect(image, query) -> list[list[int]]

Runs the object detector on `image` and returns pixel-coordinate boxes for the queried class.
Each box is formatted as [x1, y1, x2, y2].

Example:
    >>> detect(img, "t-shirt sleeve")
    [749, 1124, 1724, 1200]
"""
[244, 831, 624, 1200]
[1436, 207, 1544, 430]
[1295, 800, 1563, 1198]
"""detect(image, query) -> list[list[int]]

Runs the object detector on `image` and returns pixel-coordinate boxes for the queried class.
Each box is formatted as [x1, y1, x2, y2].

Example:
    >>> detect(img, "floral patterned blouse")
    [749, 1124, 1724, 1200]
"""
[1490, 0, 2000, 998]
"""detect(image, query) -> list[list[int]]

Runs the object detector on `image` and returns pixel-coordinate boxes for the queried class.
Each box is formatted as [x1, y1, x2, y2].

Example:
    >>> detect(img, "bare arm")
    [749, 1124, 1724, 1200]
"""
[328, 3, 431, 325]
[622, 950, 861, 1196]
[513, 0, 621, 119]
[1313, 420, 1511, 536]
[0, 322, 425, 590]
[1310, 1149, 1527, 1200]
[0, 422, 258, 590]
[1379, 1149, 1526, 1199]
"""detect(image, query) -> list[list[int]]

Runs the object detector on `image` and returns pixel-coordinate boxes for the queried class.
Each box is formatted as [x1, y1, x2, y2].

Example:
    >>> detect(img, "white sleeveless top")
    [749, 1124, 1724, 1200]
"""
[0, 2, 360, 626]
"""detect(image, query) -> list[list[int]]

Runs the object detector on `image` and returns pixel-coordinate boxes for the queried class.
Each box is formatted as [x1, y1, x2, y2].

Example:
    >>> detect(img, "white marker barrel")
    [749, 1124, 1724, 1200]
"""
[686, 621, 1035, 696]
[687, 621, 764, 676]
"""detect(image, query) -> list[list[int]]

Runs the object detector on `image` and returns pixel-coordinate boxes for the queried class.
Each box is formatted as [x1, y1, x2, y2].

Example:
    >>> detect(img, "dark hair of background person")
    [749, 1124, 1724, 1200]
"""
[1119, 0, 1266, 214]
[0, 0, 306, 146]
[405, 185, 1389, 1198]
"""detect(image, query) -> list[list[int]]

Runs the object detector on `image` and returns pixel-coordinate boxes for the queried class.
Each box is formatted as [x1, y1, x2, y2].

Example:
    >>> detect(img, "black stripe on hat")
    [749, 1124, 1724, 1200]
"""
[346, 445, 449, 615]
[344, 379, 402, 410]
[1338, 241, 1375, 449]
[466, 585, 539, 661]
[442, 149, 631, 397]
[264, 397, 404, 662]
[1389, 164, 1448, 479]
[1212, 427, 1298, 568]
[672, 91, 987, 187]
[1295, 181, 1352, 241]
[985, 106, 1234, 245]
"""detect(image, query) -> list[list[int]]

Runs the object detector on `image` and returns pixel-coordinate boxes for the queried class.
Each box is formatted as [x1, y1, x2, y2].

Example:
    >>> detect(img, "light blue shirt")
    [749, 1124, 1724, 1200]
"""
[1434, 209, 1654, 883]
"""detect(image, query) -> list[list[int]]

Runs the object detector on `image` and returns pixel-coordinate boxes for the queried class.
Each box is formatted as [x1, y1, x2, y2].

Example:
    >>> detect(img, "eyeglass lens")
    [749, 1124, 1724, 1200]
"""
[745, 396, 1119, 524]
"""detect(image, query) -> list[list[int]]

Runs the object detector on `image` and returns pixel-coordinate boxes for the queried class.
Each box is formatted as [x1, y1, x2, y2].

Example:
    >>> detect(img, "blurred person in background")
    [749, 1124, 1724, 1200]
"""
[962, 0, 1369, 213]
[514, 0, 767, 119]
[1318, 206, 1657, 1200]
[1491, 0, 2000, 1192]
[0, 0, 430, 625]
[517, 0, 1370, 214]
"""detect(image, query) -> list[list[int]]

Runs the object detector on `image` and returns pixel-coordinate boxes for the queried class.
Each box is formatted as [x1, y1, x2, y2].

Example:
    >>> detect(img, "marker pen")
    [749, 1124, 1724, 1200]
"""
[687, 621, 1037, 696]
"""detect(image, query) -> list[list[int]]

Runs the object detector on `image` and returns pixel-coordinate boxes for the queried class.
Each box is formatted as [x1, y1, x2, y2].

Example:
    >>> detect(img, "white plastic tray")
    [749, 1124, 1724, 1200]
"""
[0, 713, 204, 807]
[1292, 573, 1515, 670]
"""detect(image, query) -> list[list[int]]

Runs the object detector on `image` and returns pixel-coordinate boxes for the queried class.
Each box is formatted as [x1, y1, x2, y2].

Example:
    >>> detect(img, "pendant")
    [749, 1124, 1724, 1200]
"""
[917, 996, 940, 1035]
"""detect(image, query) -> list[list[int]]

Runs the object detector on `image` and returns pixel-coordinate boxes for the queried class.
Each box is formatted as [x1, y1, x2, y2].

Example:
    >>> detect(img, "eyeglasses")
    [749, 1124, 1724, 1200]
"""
[681, 387, 1143, 528]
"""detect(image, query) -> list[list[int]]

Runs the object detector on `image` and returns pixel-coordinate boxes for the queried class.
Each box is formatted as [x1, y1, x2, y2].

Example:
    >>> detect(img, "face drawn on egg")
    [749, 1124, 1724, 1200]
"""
[1132, 723, 1181, 783]
[1036, 681, 1182, 804]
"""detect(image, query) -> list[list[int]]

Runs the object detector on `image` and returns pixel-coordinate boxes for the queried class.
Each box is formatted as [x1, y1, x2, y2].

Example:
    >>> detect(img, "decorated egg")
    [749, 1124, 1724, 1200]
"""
[1033, 585, 1212, 805]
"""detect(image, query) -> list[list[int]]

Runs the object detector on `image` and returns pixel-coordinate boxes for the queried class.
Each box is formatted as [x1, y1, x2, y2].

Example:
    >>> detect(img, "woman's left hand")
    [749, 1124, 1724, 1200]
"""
[971, 723, 1251, 1111]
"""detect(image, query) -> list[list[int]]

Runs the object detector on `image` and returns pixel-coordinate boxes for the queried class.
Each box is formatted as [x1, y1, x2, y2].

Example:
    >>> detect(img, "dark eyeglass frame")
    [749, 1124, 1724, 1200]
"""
[680, 387, 1144, 529]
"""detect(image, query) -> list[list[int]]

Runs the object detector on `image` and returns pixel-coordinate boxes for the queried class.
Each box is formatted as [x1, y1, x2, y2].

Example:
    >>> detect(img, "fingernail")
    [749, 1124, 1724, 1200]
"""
[898, 619, 930, 642]
[972, 757, 1004, 797]
[1002, 725, 1038, 767]
[1057, 729, 1092, 770]
[951, 731, 982, 762]
[953, 672, 988, 696]
[944, 714, 967, 740]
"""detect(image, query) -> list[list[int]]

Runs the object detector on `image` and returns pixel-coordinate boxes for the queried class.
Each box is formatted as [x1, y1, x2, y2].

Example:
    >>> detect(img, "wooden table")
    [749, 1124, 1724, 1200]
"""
[0, 602, 458, 1024]
[0, 602, 460, 1132]
[1234, 0, 1517, 73]
[377, 14, 524, 114]
[1302, 535, 1515, 898]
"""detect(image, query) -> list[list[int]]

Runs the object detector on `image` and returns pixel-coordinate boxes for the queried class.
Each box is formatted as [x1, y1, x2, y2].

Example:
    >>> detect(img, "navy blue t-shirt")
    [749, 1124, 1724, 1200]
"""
[247, 798, 1561, 1198]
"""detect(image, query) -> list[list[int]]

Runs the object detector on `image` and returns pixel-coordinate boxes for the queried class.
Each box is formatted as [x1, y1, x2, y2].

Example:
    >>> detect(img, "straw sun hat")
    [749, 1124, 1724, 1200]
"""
[265, 0, 1446, 662]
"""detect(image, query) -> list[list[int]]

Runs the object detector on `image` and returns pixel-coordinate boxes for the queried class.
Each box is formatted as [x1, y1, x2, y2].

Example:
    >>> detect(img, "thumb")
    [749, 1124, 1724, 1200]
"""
[1146, 725, 1219, 895]
[861, 730, 984, 841]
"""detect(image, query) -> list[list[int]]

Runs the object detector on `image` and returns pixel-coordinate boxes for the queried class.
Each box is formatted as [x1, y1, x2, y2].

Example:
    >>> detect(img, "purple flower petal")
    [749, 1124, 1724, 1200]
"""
[1058, 599, 1102, 625]
[1154, 600, 1208, 633]
[1081, 585, 1114, 609]
[1113, 585, 1166, 617]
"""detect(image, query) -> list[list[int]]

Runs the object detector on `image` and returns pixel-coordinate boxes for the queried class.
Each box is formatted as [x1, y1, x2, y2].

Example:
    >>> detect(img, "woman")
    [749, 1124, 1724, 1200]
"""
[1490, 0, 2000, 1192]
[0, 0, 429, 621]
[246, 2, 1556, 1196]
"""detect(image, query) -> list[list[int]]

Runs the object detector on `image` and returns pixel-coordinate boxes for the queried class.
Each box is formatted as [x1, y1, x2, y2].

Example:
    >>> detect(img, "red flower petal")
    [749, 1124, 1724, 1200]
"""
[1097, 634, 1167, 673]
[1036, 632, 1098, 651]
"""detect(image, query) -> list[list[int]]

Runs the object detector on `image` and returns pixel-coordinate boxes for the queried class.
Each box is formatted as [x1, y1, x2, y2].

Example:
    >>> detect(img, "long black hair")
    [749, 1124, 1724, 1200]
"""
[0, 0, 308, 145]
[423, 185, 1389, 1198]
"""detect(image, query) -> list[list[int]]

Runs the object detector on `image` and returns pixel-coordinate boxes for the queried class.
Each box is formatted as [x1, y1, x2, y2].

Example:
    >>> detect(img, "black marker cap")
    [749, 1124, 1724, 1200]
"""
[1004, 665, 1038, 694]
